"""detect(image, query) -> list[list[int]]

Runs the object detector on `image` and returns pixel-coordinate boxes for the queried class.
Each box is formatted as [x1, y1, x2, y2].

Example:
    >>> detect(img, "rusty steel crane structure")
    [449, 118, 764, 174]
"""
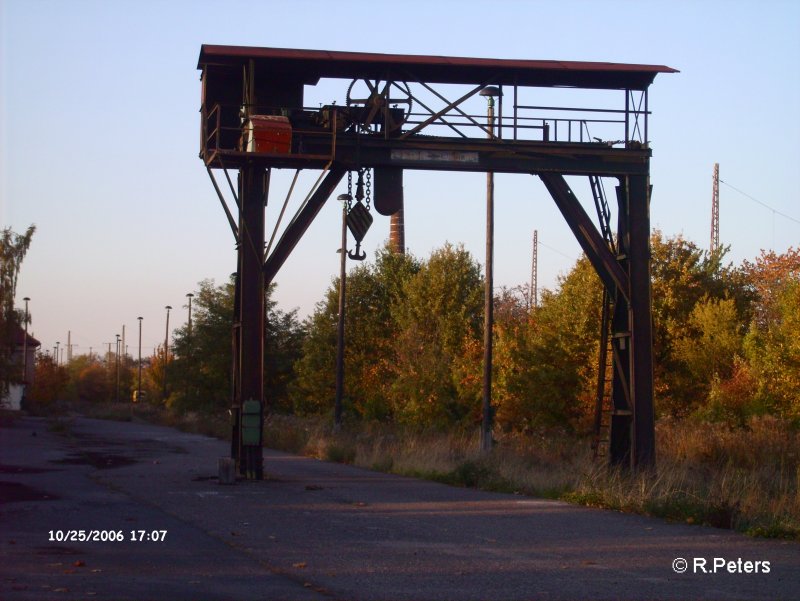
[197, 45, 677, 478]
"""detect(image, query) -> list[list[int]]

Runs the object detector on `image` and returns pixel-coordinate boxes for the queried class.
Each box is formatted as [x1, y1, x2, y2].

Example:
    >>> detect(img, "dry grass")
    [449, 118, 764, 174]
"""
[263, 414, 800, 540]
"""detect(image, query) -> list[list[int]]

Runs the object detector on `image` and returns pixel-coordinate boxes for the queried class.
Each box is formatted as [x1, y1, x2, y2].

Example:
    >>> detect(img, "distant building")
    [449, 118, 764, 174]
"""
[1, 325, 40, 410]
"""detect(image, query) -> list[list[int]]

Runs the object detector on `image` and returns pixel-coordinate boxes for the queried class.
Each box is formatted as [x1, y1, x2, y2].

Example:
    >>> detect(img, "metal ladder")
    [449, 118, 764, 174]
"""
[589, 176, 617, 459]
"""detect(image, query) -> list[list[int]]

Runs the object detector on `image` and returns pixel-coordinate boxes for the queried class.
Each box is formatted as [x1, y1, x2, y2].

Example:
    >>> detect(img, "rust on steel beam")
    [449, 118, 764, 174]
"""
[538, 173, 630, 302]
[263, 167, 347, 283]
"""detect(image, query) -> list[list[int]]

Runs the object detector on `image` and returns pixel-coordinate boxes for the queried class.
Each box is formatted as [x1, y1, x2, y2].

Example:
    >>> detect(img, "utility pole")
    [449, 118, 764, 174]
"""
[67, 330, 71, 363]
[531, 230, 538, 309]
[710, 163, 720, 254]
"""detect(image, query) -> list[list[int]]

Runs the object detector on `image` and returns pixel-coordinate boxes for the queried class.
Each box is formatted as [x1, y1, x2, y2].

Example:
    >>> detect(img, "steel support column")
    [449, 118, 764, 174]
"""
[540, 172, 654, 469]
[609, 278, 632, 466]
[609, 176, 655, 468]
[624, 175, 655, 468]
[235, 164, 267, 479]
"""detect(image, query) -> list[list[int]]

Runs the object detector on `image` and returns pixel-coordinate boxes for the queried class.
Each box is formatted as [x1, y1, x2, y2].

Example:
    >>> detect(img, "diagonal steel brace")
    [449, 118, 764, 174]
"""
[263, 167, 346, 283]
[539, 173, 630, 304]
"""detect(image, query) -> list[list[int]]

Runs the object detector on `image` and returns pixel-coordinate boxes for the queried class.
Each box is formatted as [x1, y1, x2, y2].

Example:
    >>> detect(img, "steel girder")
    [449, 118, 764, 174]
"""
[539, 173, 654, 469]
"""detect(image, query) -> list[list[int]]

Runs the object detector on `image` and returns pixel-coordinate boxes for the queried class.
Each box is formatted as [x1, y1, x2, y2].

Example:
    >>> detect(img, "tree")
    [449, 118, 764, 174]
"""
[490, 257, 602, 432]
[62, 354, 113, 402]
[0, 225, 36, 394]
[677, 296, 743, 381]
[672, 296, 744, 413]
[743, 271, 800, 420]
[649, 232, 749, 415]
[741, 247, 800, 331]
[390, 243, 483, 427]
[168, 279, 236, 411]
[28, 352, 68, 404]
[167, 278, 304, 414]
[291, 247, 419, 420]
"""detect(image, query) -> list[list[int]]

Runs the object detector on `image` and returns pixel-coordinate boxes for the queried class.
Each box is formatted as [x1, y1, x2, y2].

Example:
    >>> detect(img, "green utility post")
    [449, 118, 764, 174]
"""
[241, 399, 262, 480]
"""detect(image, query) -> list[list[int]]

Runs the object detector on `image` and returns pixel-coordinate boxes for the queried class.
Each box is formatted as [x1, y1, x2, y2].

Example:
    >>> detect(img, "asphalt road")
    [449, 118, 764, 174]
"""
[1, 416, 797, 601]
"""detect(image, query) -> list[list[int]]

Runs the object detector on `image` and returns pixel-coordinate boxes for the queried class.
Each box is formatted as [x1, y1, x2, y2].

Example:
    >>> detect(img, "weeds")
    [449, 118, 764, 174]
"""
[259, 414, 800, 541]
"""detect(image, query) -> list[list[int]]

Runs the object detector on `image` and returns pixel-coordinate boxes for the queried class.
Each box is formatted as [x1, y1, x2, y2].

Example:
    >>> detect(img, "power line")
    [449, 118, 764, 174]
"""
[719, 179, 800, 226]
[537, 239, 576, 261]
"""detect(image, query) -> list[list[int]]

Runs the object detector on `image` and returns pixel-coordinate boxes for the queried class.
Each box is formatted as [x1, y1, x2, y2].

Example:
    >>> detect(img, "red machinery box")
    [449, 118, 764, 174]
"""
[242, 115, 292, 154]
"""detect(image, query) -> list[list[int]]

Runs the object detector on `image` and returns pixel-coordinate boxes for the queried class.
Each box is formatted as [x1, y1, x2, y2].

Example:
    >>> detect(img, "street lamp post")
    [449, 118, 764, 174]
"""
[115, 334, 121, 403]
[186, 293, 193, 400]
[137, 317, 143, 402]
[333, 192, 352, 431]
[186, 293, 194, 345]
[163, 305, 172, 400]
[479, 85, 502, 453]
[22, 297, 30, 401]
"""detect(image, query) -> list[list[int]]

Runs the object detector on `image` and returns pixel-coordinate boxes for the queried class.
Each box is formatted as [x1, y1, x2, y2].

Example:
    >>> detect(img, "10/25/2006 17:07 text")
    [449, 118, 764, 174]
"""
[48, 530, 167, 542]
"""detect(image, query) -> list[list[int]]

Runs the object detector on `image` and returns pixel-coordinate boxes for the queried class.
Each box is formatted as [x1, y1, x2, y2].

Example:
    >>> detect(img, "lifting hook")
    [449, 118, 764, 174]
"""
[348, 241, 367, 261]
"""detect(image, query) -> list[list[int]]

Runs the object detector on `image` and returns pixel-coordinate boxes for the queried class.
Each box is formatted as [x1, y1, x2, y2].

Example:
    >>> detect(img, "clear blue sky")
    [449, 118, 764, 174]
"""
[2, 0, 799, 357]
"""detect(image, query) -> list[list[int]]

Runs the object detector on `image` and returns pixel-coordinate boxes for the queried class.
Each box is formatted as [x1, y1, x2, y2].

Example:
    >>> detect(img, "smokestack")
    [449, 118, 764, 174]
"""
[390, 208, 405, 255]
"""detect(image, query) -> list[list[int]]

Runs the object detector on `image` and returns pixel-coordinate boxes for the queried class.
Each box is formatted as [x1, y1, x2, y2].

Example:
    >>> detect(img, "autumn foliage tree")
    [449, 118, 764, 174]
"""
[739, 250, 800, 421]
[28, 352, 68, 404]
[291, 247, 421, 421]
[42, 229, 797, 435]
[1, 225, 35, 396]
[165, 278, 305, 413]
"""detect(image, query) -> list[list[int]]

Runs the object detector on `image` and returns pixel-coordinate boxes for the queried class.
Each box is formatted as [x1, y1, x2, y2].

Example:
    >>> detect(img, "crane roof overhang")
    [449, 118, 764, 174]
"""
[198, 45, 678, 92]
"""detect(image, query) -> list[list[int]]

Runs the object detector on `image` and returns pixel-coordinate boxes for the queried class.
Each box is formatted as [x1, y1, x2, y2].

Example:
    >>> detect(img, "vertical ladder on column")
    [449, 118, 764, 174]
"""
[592, 289, 614, 457]
[589, 175, 617, 459]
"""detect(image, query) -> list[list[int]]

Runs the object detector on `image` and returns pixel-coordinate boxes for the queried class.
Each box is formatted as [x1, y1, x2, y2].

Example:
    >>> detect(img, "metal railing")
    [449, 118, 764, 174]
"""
[201, 92, 650, 159]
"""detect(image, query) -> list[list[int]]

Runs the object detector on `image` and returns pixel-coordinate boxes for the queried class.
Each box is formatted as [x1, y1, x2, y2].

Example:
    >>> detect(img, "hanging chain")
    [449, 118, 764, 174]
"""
[365, 168, 372, 211]
[355, 169, 365, 203]
[346, 171, 353, 211]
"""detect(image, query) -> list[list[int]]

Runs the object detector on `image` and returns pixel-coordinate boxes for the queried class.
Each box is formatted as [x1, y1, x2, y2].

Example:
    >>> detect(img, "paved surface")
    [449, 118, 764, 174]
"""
[1, 416, 798, 601]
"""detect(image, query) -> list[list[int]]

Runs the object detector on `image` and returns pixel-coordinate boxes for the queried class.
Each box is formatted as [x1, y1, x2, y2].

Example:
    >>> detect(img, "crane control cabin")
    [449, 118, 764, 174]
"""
[197, 45, 677, 478]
